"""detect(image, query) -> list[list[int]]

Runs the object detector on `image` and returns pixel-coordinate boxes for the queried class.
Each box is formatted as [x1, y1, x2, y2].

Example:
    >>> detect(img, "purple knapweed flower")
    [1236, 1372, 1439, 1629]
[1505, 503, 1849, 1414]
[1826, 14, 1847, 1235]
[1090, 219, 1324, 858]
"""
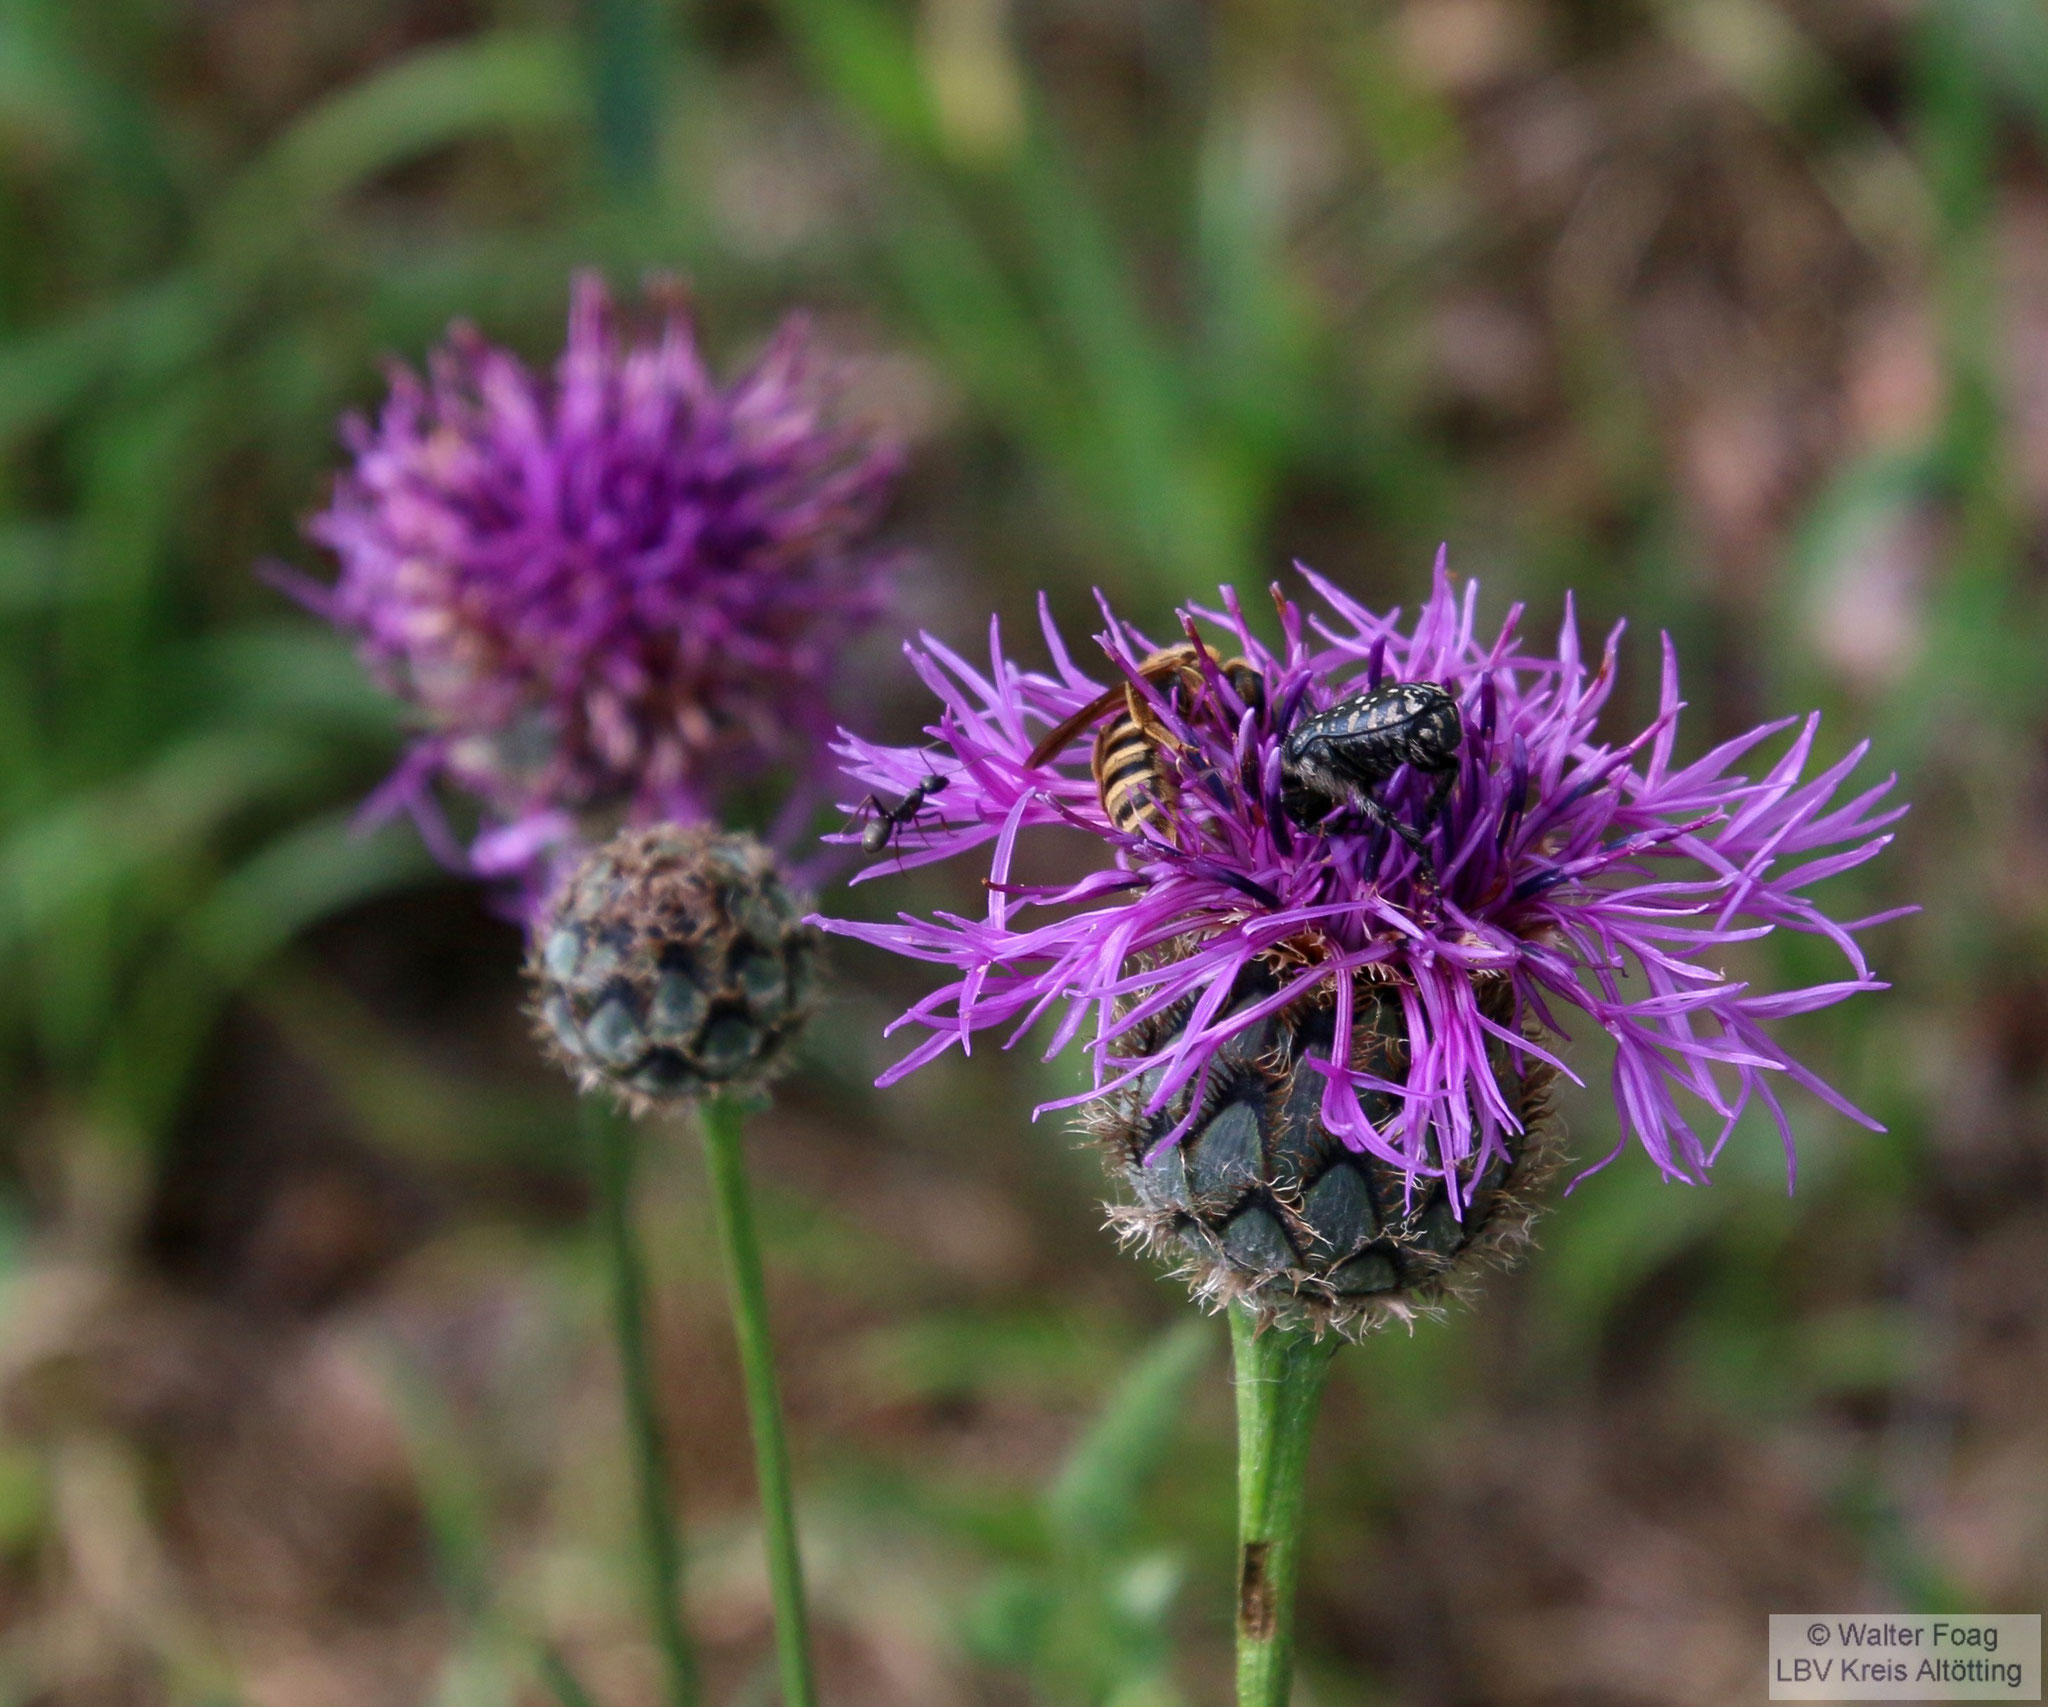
[287, 272, 900, 904]
[819, 561, 1909, 1203]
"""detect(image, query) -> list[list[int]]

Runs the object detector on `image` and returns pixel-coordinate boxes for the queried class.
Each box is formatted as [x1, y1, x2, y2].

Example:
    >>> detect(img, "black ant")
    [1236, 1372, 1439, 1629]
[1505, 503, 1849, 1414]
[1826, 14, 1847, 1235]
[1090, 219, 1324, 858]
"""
[855, 772, 950, 855]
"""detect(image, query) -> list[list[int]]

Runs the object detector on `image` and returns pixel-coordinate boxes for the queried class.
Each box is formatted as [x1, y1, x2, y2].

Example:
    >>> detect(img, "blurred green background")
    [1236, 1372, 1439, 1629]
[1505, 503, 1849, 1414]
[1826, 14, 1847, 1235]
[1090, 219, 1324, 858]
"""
[0, 0, 2039, 1702]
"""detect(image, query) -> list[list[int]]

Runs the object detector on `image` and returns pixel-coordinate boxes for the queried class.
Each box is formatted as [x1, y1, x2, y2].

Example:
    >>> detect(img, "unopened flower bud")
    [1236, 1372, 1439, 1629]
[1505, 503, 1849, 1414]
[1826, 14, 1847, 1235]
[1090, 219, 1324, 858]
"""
[529, 826, 821, 1111]
[1092, 957, 1557, 1338]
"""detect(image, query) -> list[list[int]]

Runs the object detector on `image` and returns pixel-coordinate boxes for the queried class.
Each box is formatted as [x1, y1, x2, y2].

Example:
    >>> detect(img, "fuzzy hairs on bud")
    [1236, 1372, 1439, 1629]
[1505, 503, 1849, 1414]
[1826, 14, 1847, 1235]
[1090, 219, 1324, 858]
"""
[1088, 952, 1560, 1340]
[529, 826, 822, 1112]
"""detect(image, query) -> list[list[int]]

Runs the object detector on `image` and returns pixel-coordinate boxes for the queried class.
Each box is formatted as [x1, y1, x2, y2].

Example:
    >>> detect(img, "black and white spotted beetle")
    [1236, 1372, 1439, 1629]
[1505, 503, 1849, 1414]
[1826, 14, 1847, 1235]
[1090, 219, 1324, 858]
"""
[1278, 680, 1463, 868]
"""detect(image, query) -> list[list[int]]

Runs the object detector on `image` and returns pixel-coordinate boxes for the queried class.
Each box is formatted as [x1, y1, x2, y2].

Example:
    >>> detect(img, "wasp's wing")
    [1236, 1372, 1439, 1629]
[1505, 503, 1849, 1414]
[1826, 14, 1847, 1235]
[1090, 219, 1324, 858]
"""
[1027, 682, 1132, 769]
[1026, 648, 1211, 769]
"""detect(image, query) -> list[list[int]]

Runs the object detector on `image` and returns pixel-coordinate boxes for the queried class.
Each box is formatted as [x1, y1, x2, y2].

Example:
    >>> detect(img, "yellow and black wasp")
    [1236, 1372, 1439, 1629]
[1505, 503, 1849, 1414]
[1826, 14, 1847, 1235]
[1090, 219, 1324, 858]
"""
[1027, 643, 1266, 837]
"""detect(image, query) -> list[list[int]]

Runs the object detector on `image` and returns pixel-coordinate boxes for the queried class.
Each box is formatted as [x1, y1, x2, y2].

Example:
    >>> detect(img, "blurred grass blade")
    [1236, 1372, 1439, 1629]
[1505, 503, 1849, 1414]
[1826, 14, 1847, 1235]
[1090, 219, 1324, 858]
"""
[0, 6, 175, 196]
[0, 729, 320, 954]
[0, 523, 75, 614]
[536, 1644, 603, 1707]
[1045, 1317, 1210, 1554]
[197, 624, 404, 737]
[382, 1347, 498, 1624]
[1944, 0, 2048, 145]
[585, 0, 668, 190]
[771, 0, 941, 153]
[0, 31, 583, 453]
[100, 814, 441, 1138]
[875, 180, 1075, 445]
[212, 31, 584, 258]
[175, 812, 441, 983]
[772, 0, 1257, 588]
[379, 1345, 520, 1707]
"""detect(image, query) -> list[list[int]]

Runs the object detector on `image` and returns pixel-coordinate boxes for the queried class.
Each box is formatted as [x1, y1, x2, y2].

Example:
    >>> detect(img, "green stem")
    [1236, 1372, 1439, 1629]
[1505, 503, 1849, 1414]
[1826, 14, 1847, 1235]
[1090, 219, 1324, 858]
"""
[587, 1099, 698, 1707]
[1229, 1303, 1340, 1707]
[700, 1095, 818, 1707]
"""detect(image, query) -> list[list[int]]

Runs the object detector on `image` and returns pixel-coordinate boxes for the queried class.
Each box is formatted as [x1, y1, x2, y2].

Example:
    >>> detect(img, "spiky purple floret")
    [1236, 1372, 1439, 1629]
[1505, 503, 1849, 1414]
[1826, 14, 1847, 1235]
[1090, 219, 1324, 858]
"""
[291, 272, 900, 898]
[817, 559, 1910, 1190]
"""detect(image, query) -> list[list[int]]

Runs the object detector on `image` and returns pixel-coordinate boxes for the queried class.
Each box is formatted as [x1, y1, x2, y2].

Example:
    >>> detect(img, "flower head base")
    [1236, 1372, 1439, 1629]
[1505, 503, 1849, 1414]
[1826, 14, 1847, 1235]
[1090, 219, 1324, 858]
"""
[530, 825, 821, 1113]
[1093, 948, 1561, 1335]
[819, 560, 1908, 1217]
[298, 272, 900, 899]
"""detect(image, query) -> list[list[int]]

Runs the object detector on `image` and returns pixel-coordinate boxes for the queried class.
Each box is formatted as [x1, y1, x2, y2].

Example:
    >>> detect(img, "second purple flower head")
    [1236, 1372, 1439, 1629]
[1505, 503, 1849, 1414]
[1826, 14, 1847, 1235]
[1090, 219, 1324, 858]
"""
[296, 272, 901, 901]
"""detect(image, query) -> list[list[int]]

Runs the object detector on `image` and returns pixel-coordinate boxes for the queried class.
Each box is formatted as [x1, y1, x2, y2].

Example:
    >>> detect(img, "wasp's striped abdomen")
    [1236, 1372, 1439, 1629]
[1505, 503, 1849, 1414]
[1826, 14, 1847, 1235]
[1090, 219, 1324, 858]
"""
[1022, 643, 1265, 840]
[1094, 713, 1178, 835]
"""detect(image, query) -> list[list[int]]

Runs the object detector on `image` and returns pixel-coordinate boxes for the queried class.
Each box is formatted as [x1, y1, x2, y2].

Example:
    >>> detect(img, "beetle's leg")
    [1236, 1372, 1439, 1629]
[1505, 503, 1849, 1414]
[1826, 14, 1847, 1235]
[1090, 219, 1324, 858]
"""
[1357, 793, 1430, 856]
[1358, 790, 1440, 889]
[1420, 763, 1457, 832]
